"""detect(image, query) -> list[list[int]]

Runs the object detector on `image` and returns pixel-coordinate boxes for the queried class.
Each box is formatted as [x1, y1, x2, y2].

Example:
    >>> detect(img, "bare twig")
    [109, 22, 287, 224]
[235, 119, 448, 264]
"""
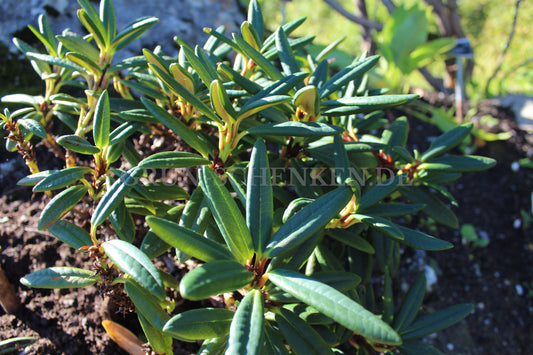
[354, 0, 376, 54]
[381, 0, 395, 14]
[485, 0, 523, 95]
[323, 0, 383, 30]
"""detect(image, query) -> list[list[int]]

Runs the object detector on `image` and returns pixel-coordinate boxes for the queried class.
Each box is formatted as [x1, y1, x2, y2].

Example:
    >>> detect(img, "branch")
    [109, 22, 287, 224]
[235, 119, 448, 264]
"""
[485, 0, 523, 95]
[323, 0, 383, 30]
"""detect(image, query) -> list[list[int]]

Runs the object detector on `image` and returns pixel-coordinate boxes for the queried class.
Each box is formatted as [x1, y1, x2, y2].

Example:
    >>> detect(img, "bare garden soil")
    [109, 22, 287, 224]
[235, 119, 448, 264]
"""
[1, 100, 532, 354]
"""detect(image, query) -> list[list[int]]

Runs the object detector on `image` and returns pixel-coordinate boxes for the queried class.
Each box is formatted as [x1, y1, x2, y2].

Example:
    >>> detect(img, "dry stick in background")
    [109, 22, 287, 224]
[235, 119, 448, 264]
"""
[0, 265, 21, 314]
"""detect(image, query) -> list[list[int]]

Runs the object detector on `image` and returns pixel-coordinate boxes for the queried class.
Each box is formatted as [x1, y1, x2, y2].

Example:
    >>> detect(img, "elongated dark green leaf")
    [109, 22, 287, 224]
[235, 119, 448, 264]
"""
[264, 322, 291, 355]
[398, 226, 453, 251]
[420, 155, 496, 172]
[20, 267, 99, 289]
[48, 220, 92, 249]
[398, 340, 445, 355]
[420, 123, 473, 161]
[226, 290, 265, 355]
[93, 90, 110, 149]
[142, 183, 189, 201]
[179, 260, 254, 301]
[146, 216, 234, 262]
[57, 32, 99, 61]
[25, 52, 86, 73]
[358, 175, 402, 210]
[401, 304, 473, 340]
[360, 203, 425, 217]
[139, 151, 210, 169]
[200, 166, 254, 263]
[100, 0, 116, 44]
[310, 271, 362, 291]
[77, 8, 106, 49]
[66, 52, 102, 74]
[265, 186, 352, 258]
[17, 170, 57, 186]
[163, 308, 234, 341]
[17, 118, 47, 139]
[399, 186, 458, 228]
[319, 56, 379, 99]
[247, 139, 273, 254]
[33, 167, 92, 192]
[91, 167, 142, 227]
[124, 280, 169, 329]
[283, 304, 333, 325]
[217, 63, 262, 94]
[393, 274, 426, 331]
[138, 312, 173, 355]
[263, 36, 315, 61]
[247, 122, 343, 138]
[233, 33, 282, 80]
[247, 0, 264, 42]
[109, 201, 135, 242]
[326, 228, 375, 254]
[38, 185, 89, 230]
[56, 135, 101, 154]
[31, 15, 57, 55]
[322, 94, 418, 108]
[276, 27, 299, 76]
[275, 307, 334, 355]
[147, 63, 222, 124]
[103, 239, 165, 300]
[210, 80, 237, 123]
[261, 17, 306, 51]
[268, 269, 402, 345]
[354, 214, 404, 241]
[237, 95, 291, 120]
[111, 17, 159, 51]
[141, 97, 211, 157]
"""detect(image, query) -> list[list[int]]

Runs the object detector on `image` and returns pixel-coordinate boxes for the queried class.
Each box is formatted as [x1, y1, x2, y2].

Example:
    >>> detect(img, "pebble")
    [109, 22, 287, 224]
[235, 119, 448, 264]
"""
[516, 284, 524, 296]
[424, 264, 438, 292]
[447, 344, 455, 351]
[511, 161, 520, 172]
[513, 219, 522, 229]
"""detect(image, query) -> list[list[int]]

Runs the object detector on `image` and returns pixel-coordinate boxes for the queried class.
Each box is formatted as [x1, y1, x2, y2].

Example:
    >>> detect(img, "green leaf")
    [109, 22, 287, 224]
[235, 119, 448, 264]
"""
[420, 123, 473, 161]
[265, 186, 352, 258]
[354, 214, 404, 241]
[398, 340, 445, 355]
[217, 63, 262, 94]
[111, 17, 159, 51]
[233, 33, 282, 80]
[142, 183, 189, 200]
[179, 260, 254, 301]
[66, 52, 102, 75]
[319, 56, 379, 99]
[163, 308, 234, 341]
[322, 94, 418, 109]
[210, 80, 237, 123]
[274, 307, 334, 355]
[275, 27, 300, 76]
[20, 267, 99, 289]
[141, 97, 211, 157]
[226, 290, 265, 355]
[237, 95, 292, 121]
[109, 201, 136, 242]
[401, 304, 473, 340]
[326, 228, 375, 254]
[247, 139, 273, 254]
[247, 0, 264, 42]
[394, 274, 426, 331]
[398, 226, 453, 251]
[146, 216, 234, 262]
[103, 239, 165, 300]
[199, 166, 254, 263]
[139, 151, 211, 169]
[57, 32, 100, 62]
[137, 312, 173, 355]
[261, 17, 306, 51]
[100, 0, 116, 44]
[48, 220, 92, 249]
[360, 203, 425, 217]
[91, 167, 143, 228]
[38, 185, 89, 230]
[17, 118, 47, 139]
[294, 85, 319, 121]
[268, 269, 402, 345]
[56, 135, 101, 154]
[124, 280, 169, 329]
[26, 52, 86, 73]
[399, 186, 458, 228]
[17, 170, 57, 187]
[93, 90, 110, 149]
[33, 167, 92, 192]
[420, 155, 496, 172]
[358, 175, 402, 210]
[247, 122, 343, 138]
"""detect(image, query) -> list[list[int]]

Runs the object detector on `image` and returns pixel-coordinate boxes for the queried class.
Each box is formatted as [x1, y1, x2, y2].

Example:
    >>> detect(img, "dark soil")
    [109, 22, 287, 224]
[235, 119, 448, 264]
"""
[1, 100, 533, 354]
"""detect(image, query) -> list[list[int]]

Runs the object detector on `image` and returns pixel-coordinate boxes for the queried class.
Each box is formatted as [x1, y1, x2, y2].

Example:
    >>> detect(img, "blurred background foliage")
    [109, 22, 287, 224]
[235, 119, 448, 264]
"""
[247, 0, 533, 97]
